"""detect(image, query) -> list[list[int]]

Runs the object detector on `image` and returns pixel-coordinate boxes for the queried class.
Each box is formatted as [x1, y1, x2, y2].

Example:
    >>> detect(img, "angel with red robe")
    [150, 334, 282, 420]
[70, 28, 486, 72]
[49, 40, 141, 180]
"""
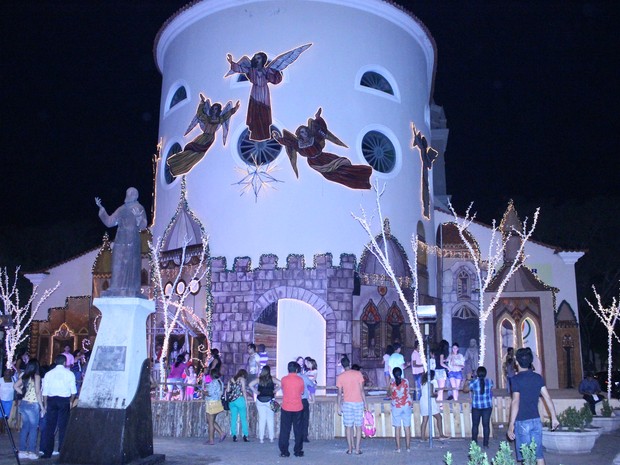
[226, 44, 311, 141]
[272, 108, 372, 190]
[167, 94, 240, 176]
[411, 123, 438, 218]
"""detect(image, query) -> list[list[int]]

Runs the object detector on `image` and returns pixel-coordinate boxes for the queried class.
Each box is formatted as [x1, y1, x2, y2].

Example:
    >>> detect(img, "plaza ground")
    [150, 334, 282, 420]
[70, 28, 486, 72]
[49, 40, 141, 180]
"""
[0, 429, 618, 465]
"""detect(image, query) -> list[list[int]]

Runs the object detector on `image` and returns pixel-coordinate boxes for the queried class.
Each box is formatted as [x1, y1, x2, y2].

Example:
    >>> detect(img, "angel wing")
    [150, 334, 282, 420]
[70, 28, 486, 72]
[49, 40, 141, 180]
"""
[184, 98, 211, 135]
[308, 112, 348, 148]
[224, 55, 251, 77]
[266, 43, 312, 71]
[219, 100, 234, 145]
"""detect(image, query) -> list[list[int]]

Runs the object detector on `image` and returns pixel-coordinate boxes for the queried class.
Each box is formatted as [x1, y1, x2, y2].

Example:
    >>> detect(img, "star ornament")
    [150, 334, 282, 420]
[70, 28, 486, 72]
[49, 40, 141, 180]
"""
[233, 155, 283, 201]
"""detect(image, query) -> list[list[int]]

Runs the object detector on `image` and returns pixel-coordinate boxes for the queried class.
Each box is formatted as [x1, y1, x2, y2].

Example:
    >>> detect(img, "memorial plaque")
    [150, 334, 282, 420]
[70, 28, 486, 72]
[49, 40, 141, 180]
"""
[91, 346, 127, 371]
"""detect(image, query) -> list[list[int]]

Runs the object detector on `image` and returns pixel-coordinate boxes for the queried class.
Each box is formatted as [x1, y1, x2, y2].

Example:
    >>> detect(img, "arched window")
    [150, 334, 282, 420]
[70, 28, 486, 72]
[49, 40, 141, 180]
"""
[163, 143, 182, 184]
[360, 71, 394, 95]
[169, 86, 187, 109]
[237, 128, 282, 165]
[361, 131, 396, 173]
[361, 300, 381, 359]
[457, 270, 470, 299]
[521, 317, 539, 357]
[386, 302, 405, 347]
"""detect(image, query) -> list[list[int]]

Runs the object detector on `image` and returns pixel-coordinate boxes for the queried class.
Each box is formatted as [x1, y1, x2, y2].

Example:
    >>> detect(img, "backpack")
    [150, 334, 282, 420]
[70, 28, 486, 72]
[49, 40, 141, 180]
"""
[362, 410, 376, 438]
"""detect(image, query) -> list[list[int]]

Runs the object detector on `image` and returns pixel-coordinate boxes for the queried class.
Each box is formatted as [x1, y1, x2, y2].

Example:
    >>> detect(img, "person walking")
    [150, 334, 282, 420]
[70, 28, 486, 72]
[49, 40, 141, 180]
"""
[389, 367, 412, 452]
[248, 365, 280, 443]
[507, 348, 559, 465]
[336, 356, 367, 455]
[41, 354, 77, 459]
[464, 366, 493, 448]
[279, 361, 305, 457]
[410, 341, 424, 401]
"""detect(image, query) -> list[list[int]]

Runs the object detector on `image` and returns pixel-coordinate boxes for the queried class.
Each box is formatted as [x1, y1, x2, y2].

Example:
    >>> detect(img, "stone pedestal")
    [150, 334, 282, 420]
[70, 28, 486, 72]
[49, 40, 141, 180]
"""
[60, 297, 162, 464]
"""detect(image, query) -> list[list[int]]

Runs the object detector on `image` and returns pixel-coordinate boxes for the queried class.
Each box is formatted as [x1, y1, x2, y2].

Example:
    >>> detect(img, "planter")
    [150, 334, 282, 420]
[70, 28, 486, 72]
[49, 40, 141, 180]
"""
[542, 429, 600, 454]
[590, 415, 620, 433]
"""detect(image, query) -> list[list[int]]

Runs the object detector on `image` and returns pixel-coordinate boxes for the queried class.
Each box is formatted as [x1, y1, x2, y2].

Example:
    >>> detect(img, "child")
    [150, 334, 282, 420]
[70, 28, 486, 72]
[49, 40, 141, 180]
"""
[420, 370, 448, 441]
[185, 364, 197, 400]
[304, 358, 318, 402]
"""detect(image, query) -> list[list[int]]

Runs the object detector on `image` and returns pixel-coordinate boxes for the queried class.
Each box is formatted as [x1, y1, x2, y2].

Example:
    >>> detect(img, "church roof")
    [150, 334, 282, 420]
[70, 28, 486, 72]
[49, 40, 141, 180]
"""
[487, 264, 558, 293]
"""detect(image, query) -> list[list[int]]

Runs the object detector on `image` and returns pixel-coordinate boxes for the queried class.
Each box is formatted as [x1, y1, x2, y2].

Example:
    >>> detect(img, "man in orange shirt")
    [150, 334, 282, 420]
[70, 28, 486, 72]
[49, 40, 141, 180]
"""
[336, 356, 367, 455]
[279, 361, 305, 457]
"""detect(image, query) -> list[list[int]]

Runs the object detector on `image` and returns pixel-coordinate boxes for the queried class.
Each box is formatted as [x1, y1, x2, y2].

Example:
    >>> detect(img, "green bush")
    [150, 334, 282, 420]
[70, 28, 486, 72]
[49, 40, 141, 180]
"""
[557, 405, 593, 431]
[601, 399, 613, 417]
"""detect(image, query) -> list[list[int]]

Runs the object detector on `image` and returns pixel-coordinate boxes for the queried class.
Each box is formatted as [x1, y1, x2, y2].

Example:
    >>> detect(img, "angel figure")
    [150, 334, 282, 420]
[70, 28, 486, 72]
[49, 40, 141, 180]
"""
[411, 123, 438, 218]
[226, 44, 311, 141]
[167, 94, 240, 177]
[272, 108, 372, 190]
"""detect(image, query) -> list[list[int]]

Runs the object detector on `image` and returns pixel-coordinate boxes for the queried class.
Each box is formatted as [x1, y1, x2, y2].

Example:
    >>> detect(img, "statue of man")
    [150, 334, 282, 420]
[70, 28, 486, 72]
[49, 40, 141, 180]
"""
[95, 187, 147, 298]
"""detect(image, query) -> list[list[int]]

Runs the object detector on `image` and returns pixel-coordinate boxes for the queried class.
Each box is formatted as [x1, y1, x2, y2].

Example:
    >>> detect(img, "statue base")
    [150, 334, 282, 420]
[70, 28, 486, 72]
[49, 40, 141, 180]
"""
[60, 360, 162, 464]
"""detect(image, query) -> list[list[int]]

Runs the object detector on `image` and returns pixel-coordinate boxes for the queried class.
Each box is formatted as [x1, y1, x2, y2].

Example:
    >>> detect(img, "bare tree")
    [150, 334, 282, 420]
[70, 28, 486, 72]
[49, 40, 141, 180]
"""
[0, 267, 59, 369]
[352, 182, 428, 370]
[448, 201, 539, 366]
[149, 232, 210, 399]
[585, 284, 620, 400]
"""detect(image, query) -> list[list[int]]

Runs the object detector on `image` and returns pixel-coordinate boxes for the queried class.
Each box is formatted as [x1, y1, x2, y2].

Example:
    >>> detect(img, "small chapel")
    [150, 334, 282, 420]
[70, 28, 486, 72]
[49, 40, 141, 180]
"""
[26, 0, 583, 390]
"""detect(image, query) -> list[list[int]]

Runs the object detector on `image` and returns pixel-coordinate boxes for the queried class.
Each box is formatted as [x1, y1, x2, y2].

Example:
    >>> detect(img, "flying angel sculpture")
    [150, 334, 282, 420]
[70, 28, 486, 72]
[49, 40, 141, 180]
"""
[167, 94, 240, 177]
[272, 108, 372, 190]
[411, 123, 438, 218]
[226, 44, 312, 141]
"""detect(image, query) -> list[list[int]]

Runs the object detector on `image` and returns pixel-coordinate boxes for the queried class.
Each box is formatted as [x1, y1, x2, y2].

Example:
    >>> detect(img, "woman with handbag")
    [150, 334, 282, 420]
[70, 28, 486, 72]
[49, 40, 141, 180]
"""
[14, 360, 44, 460]
[248, 365, 281, 443]
[389, 367, 411, 452]
[204, 369, 226, 445]
[227, 369, 250, 442]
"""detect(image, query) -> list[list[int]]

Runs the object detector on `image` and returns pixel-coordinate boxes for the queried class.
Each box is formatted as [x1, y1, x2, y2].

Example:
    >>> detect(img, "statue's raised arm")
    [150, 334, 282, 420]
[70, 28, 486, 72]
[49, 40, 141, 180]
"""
[96, 187, 147, 298]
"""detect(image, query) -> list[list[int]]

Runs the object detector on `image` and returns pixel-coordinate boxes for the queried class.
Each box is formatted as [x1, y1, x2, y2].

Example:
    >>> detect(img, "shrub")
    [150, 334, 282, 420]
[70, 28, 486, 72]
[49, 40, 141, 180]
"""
[601, 399, 613, 417]
[557, 405, 593, 431]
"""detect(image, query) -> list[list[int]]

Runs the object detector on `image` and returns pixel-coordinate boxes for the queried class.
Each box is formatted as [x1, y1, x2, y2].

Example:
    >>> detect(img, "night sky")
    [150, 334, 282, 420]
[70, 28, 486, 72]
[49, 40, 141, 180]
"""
[2, 1, 619, 268]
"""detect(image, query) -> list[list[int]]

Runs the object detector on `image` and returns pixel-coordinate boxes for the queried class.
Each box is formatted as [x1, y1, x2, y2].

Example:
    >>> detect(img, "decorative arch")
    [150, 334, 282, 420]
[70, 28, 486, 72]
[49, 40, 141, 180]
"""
[253, 286, 337, 383]
[386, 301, 405, 347]
[453, 265, 476, 300]
[354, 65, 400, 102]
[361, 300, 381, 359]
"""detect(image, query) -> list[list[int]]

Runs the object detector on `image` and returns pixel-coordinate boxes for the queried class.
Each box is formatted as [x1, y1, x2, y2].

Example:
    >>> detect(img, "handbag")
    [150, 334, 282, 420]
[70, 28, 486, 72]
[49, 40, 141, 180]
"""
[362, 410, 376, 438]
[269, 399, 280, 412]
[205, 399, 224, 415]
[8, 402, 22, 431]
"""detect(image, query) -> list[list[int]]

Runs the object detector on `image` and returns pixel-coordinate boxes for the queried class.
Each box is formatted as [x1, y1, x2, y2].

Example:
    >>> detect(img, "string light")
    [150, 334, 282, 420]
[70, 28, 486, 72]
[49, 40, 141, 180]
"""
[233, 154, 283, 200]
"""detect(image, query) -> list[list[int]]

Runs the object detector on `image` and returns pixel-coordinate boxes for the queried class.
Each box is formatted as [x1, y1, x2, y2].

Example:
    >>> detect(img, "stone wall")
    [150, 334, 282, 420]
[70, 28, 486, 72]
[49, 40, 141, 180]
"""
[209, 253, 355, 386]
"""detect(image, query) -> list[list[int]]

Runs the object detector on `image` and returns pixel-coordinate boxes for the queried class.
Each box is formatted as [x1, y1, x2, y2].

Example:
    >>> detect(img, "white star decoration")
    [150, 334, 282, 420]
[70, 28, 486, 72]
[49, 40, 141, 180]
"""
[233, 155, 283, 200]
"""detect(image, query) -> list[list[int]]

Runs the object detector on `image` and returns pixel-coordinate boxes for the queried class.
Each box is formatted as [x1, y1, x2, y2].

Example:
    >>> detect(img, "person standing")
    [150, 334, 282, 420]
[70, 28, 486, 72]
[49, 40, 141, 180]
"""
[0, 369, 15, 419]
[383, 345, 394, 396]
[257, 344, 269, 370]
[336, 356, 367, 455]
[503, 347, 517, 393]
[247, 344, 261, 384]
[249, 365, 280, 444]
[227, 370, 249, 442]
[388, 343, 408, 381]
[464, 366, 493, 448]
[14, 360, 44, 460]
[420, 370, 448, 440]
[446, 343, 465, 401]
[389, 367, 412, 452]
[279, 361, 305, 457]
[204, 369, 226, 445]
[410, 341, 424, 401]
[41, 354, 77, 459]
[297, 364, 315, 443]
[507, 348, 559, 465]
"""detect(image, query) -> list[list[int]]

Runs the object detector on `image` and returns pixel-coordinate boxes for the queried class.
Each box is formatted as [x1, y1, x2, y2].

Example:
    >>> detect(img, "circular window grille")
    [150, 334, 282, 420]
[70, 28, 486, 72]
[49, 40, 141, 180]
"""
[361, 131, 396, 173]
[237, 128, 282, 165]
[164, 143, 182, 184]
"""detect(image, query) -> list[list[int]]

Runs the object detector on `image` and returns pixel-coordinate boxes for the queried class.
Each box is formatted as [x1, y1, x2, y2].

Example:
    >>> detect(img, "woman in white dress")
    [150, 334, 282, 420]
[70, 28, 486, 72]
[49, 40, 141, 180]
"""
[420, 370, 448, 440]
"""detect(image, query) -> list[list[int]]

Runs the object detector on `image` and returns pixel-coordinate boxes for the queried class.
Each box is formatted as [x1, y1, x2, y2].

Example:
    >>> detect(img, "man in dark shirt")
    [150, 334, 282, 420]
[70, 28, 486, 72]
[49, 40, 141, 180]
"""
[507, 348, 559, 465]
[578, 372, 604, 415]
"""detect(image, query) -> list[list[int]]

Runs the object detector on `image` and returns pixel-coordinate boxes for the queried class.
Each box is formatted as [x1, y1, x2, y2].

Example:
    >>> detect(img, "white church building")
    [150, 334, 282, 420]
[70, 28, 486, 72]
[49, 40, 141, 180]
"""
[27, 0, 583, 390]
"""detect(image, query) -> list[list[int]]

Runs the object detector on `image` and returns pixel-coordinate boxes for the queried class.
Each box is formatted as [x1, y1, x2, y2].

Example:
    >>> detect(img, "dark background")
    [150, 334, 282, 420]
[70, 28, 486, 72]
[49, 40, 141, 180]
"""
[1, 1, 618, 361]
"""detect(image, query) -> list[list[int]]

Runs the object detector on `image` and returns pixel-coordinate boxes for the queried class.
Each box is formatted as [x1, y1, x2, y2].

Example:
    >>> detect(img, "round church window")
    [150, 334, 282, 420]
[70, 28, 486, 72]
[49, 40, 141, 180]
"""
[237, 128, 282, 165]
[361, 131, 396, 173]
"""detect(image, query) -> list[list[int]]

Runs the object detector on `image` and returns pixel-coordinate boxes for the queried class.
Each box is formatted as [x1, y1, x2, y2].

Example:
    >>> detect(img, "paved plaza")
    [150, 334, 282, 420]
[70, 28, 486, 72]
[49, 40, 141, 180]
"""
[0, 429, 618, 465]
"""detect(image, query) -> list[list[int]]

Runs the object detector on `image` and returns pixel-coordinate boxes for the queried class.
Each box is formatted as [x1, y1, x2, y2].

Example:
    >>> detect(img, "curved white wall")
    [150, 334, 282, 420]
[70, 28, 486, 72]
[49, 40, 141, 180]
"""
[153, 0, 436, 266]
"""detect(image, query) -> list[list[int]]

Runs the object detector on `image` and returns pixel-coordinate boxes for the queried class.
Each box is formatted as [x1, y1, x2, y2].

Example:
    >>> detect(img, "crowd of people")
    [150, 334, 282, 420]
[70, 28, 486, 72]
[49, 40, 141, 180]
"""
[4, 346, 80, 460]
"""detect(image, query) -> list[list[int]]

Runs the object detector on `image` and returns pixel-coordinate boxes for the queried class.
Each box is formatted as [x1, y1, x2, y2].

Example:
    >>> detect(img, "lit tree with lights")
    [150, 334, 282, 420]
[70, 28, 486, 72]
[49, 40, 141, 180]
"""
[352, 182, 428, 370]
[149, 232, 210, 399]
[449, 200, 540, 367]
[0, 267, 60, 369]
[585, 283, 620, 400]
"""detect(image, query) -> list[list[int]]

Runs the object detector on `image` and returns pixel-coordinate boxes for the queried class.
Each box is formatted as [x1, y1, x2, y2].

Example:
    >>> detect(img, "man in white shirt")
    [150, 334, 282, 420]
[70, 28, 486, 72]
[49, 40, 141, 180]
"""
[388, 343, 408, 380]
[247, 343, 261, 383]
[41, 354, 77, 458]
[410, 341, 424, 400]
